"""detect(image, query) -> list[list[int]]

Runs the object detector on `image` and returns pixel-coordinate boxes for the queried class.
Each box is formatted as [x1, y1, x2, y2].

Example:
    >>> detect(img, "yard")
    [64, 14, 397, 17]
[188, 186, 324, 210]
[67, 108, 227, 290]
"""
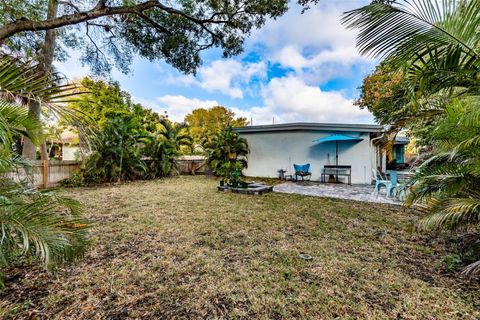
[1, 176, 478, 319]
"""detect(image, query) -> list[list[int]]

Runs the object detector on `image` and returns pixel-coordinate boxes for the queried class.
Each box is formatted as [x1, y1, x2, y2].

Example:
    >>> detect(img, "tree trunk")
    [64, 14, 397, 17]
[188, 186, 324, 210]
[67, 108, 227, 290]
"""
[22, 0, 58, 160]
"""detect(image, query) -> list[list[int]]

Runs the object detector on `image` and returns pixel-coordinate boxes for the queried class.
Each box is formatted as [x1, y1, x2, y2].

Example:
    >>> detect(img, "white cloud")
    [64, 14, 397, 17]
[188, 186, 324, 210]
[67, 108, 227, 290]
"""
[251, 2, 363, 53]
[273, 45, 364, 72]
[169, 59, 266, 99]
[154, 2, 376, 124]
[142, 76, 373, 126]
[235, 76, 373, 125]
[156, 95, 220, 122]
[249, 1, 372, 84]
[135, 94, 253, 124]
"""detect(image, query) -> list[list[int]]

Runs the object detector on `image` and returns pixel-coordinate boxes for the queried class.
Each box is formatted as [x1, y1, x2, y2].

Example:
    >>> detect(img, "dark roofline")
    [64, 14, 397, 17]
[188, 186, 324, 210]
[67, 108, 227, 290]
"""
[235, 122, 383, 133]
[394, 136, 410, 145]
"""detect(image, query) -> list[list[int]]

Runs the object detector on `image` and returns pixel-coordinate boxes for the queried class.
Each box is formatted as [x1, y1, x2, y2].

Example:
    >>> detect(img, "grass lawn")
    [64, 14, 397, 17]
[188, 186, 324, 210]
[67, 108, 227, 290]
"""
[1, 176, 478, 319]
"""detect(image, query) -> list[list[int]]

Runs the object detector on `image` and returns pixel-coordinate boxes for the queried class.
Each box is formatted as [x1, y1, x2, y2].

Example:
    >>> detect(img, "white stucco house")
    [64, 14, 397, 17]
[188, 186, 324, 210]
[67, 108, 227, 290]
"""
[235, 122, 385, 184]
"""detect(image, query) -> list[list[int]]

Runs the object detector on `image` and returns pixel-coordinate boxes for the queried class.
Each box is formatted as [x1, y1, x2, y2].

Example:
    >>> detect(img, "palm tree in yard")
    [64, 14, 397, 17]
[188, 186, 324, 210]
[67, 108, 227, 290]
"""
[84, 117, 147, 183]
[143, 118, 192, 178]
[206, 126, 249, 175]
[158, 117, 193, 151]
[343, 0, 480, 276]
[0, 55, 90, 284]
[144, 137, 180, 178]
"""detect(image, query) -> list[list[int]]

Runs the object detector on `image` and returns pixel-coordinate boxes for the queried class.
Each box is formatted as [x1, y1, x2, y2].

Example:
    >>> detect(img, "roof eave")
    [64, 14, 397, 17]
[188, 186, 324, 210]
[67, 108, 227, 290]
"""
[235, 122, 383, 133]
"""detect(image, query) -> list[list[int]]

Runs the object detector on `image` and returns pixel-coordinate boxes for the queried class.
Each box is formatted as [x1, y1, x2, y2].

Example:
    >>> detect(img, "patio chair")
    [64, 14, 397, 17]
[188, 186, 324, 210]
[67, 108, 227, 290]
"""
[397, 183, 408, 201]
[386, 171, 398, 198]
[396, 179, 413, 201]
[372, 168, 389, 196]
[294, 163, 311, 181]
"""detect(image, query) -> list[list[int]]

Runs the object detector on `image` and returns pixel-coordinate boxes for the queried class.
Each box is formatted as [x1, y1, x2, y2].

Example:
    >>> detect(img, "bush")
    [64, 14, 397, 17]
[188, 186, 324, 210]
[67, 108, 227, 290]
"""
[61, 170, 84, 188]
[83, 117, 147, 184]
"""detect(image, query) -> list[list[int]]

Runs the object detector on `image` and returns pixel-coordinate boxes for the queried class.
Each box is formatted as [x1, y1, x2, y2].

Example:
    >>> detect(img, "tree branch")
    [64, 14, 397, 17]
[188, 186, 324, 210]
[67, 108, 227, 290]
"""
[133, 11, 171, 35]
[0, 0, 232, 43]
[85, 23, 106, 62]
[58, 1, 81, 13]
[95, 0, 106, 10]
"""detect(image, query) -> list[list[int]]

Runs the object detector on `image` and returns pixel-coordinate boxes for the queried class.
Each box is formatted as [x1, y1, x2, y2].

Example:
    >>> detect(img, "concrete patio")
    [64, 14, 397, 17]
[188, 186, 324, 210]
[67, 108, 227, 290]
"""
[273, 181, 400, 205]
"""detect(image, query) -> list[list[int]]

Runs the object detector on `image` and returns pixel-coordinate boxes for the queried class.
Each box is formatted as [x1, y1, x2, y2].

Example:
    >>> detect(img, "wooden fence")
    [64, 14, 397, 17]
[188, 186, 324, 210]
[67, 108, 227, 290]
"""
[7, 160, 81, 188]
[177, 156, 208, 175]
[7, 157, 208, 189]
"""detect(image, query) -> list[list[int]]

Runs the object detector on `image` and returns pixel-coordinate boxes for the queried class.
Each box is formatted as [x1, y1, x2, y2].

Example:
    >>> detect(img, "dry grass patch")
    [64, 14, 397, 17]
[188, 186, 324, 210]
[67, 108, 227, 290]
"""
[1, 176, 478, 319]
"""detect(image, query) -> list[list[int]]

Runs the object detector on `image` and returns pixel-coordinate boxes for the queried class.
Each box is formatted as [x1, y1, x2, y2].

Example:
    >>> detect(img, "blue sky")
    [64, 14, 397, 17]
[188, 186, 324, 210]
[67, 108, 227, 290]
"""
[56, 1, 376, 124]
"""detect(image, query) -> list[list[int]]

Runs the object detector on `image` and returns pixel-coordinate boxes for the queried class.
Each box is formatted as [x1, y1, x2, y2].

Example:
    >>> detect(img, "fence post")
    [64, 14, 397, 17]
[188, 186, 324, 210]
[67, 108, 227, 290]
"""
[42, 160, 49, 189]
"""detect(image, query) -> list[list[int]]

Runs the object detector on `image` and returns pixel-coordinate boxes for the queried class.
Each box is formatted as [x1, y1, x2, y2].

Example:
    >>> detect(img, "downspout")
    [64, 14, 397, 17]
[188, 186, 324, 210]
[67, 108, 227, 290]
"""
[370, 133, 385, 147]
[370, 133, 385, 182]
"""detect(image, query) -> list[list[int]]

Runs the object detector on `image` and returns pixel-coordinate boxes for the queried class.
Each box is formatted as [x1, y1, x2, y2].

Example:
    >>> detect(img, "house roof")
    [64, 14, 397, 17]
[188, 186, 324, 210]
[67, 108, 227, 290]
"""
[60, 130, 77, 144]
[235, 122, 383, 134]
[394, 136, 410, 145]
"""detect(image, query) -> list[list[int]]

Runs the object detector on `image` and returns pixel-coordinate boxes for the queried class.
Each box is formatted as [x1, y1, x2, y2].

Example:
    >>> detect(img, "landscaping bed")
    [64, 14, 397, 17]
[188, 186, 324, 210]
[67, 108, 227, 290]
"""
[217, 182, 273, 195]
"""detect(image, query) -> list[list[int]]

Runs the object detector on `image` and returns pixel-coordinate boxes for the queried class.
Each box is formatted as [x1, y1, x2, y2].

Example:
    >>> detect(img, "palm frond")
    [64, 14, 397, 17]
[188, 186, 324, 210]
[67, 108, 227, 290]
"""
[462, 260, 480, 278]
[0, 54, 91, 277]
[342, 0, 480, 95]
[407, 151, 478, 200]
[0, 190, 90, 269]
[416, 192, 480, 231]
[0, 54, 94, 150]
[342, 0, 480, 61]
[0, 55, 77, 104]
[0, 100, 40, 145]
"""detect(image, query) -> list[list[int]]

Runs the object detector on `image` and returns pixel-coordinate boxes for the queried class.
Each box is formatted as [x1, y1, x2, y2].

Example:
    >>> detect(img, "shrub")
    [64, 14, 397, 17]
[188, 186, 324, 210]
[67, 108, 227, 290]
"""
[206, 126, 248, 180]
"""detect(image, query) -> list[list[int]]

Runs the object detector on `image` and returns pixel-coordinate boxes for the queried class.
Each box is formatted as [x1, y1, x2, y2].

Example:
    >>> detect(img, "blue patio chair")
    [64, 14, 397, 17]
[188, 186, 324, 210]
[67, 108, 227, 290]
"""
[397, 183, 408, 201]
[397, 179, 414, 201]
[372, 168, 389, 196]
[294, 163, 311, 181]
[386, 171, 398, 198]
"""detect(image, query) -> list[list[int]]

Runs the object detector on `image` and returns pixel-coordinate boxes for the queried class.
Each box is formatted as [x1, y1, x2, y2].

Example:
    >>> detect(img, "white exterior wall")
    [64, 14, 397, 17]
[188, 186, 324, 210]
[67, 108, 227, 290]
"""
[62, 146, 79, 161]
[240, 130, 375, 184]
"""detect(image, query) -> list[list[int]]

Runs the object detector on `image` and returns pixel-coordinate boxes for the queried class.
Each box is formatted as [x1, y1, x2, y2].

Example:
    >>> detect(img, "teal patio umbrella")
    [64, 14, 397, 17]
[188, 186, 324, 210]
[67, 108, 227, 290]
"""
[313, 134, 363, 165]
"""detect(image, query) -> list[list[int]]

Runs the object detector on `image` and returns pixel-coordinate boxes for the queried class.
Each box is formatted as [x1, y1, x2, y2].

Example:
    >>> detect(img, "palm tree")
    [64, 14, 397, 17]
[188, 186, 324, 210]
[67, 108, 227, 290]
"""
[0, 55, 90, 283]
[141, 118, 193, 179]
[206, 126, 249, 176]
[144, 137, 180, 178]
[84, 117, 147, 183]
[343, 0, 480, 276]
[343, 0, 479, 97]
[158, 117, 193, 152]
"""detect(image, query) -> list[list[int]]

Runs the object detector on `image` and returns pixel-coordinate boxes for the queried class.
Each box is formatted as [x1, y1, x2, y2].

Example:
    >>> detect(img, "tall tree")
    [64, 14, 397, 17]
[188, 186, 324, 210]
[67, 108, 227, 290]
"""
[184, 106, 247, 146]
[69, 77, 162, 133]
[21, 0, 59, 160]
[0, 1, 319, 75]
[1, 1, 316, 158]
[355, 63, 409, 125]
[355, 62, 442, 145]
